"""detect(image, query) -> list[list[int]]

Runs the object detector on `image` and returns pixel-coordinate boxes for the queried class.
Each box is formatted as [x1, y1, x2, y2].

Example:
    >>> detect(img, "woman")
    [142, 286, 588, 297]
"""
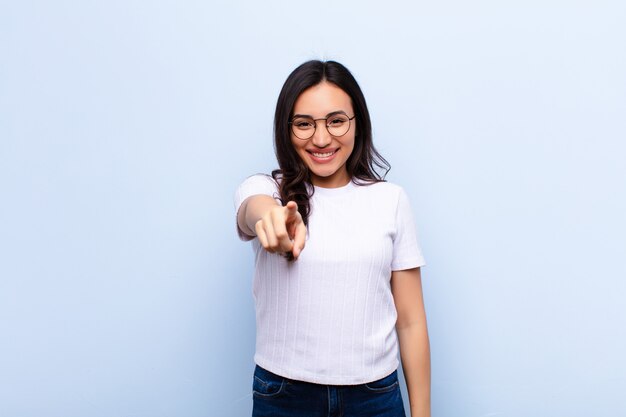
[234, 60, 430, 417]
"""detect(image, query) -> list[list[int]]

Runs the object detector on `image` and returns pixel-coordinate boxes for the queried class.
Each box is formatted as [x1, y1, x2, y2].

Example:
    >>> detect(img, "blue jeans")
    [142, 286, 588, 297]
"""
[252, 365, 406, 417]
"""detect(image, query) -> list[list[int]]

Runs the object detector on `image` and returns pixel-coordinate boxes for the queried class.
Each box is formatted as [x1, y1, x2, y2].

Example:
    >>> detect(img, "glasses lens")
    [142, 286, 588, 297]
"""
[326, 114, 350, 137]
[291, 117, 315, 139]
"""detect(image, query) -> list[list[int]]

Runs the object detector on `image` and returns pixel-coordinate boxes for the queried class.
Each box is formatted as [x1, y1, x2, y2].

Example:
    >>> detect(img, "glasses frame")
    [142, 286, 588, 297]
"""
[288, 112, 356, 140]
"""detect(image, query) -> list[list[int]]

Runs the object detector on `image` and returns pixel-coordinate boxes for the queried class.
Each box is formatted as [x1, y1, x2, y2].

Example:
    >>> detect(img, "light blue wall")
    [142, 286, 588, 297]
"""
[1, 1, 624, 416]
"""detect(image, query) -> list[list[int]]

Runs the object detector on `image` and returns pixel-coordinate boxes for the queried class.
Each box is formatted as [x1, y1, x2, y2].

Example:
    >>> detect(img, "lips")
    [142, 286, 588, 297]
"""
[311, 150, 335, 158]
[307, 148, 338, 163]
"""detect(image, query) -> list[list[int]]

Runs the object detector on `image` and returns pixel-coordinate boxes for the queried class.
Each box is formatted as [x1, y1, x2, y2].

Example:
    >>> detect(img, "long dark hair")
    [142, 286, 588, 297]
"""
[272, 60, 390, 227]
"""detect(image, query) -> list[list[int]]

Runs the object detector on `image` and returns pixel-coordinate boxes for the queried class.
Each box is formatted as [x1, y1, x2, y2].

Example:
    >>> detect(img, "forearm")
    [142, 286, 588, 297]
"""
[238, 195, 280, 237]
[397, 322, 431, 417]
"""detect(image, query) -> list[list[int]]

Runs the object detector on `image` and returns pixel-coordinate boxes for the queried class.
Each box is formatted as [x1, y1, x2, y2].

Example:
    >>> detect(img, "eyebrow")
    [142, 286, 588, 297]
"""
[292, 110, 348, 119]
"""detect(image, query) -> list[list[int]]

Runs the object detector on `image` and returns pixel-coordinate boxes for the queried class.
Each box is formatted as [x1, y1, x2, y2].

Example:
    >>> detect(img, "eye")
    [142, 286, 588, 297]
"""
[293, 118, 314, 129]
[328, 117, 347, 126]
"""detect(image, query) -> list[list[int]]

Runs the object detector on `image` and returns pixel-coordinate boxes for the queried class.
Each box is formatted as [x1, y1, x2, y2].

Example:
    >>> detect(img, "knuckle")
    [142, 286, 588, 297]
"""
[260, 215, 270, 227]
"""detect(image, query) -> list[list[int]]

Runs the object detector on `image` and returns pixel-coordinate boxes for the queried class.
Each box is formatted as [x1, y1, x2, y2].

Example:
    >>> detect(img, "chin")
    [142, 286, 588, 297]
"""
[310, 168, 337, 178]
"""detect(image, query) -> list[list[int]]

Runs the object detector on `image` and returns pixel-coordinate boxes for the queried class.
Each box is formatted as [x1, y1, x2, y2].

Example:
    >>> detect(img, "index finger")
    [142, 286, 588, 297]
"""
[271, 209, 294, 254]
[285, 201, 298, 221]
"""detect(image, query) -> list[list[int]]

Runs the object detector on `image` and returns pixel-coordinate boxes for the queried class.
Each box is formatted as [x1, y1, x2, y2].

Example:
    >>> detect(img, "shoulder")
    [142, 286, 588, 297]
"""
[353, 181, 414, 217]
[354, 180, 405, 200]
[236, 173, 281, 196]
[234, 173, 281, 210]
[238, 173, 279, 188]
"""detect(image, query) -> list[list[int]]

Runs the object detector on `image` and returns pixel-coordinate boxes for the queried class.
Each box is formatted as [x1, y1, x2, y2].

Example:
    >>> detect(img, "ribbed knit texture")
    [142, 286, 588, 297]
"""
[234, 174, 426, 385]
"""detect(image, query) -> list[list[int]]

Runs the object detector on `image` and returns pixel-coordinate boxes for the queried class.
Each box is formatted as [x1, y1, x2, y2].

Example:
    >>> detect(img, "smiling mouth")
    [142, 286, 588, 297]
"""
[308, 149, 338, 158]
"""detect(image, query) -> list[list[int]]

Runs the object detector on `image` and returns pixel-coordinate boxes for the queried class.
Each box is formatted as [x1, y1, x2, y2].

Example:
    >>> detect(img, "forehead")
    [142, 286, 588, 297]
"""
[293, 81, 353, 116]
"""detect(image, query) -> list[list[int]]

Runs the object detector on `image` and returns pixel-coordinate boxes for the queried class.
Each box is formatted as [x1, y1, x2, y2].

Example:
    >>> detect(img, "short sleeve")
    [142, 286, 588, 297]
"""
[233, 174, 281, 241]
[391, 187, 426, 271]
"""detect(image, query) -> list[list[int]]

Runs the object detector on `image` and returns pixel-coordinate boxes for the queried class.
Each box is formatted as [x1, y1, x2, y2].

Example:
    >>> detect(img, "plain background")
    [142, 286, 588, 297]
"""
[1, 1, 625, 416]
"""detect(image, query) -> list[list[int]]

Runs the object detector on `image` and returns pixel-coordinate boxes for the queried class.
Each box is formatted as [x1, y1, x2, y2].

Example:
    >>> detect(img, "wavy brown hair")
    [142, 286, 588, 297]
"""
[272, 60, 390, 233]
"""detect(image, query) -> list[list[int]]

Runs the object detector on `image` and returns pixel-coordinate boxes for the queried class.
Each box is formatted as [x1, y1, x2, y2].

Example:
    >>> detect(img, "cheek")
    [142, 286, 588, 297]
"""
[290, 140, 309, 162]
[345, 137, 357, 159]
[291, 140, 303, 153]
[289, 136, 300, 152]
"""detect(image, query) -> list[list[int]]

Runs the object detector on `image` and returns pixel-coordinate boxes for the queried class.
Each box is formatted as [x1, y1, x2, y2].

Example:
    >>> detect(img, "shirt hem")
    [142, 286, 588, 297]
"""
[254, 356, 400, 386]
[391, 258, 426, 271]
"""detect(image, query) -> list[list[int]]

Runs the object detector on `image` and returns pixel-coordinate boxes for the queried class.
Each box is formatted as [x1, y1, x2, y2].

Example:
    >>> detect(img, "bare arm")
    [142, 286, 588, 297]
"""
[237, 194, 280, 237]
[391, 267, 431, 417]
[237, 195, 307, 259]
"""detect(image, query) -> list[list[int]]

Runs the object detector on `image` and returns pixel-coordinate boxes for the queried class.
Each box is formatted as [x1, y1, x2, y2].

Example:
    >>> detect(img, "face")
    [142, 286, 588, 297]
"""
[290, 81, 356, 188]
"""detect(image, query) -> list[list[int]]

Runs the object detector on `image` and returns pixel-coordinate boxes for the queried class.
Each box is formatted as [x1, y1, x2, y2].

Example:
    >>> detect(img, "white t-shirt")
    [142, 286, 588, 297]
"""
[234, 174, 426, 385]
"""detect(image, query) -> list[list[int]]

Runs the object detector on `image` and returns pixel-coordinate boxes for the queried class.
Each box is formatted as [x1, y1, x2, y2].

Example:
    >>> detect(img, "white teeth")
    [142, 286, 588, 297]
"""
[312, 151, 335, 157]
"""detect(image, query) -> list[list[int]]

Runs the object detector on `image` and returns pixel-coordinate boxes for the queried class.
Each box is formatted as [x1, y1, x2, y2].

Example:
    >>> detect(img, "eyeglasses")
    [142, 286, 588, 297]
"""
[289, 112, 356, 140]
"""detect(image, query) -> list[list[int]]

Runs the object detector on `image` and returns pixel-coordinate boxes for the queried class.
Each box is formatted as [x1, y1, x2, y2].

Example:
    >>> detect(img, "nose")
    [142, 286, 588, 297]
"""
[311, 120, 332, 148]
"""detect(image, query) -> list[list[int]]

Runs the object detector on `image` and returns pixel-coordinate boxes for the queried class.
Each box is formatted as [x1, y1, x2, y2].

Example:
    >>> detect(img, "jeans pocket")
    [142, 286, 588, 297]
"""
[252, 365, 287, 398]
[363, 370, 399, 393]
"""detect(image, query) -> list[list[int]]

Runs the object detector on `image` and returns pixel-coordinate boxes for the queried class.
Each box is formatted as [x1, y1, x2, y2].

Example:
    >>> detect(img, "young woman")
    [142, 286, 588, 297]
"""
[234, 60, 430, 417]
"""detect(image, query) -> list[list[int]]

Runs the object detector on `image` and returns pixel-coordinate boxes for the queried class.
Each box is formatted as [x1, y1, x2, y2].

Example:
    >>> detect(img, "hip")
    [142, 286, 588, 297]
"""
[252, 365, 406, 417]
